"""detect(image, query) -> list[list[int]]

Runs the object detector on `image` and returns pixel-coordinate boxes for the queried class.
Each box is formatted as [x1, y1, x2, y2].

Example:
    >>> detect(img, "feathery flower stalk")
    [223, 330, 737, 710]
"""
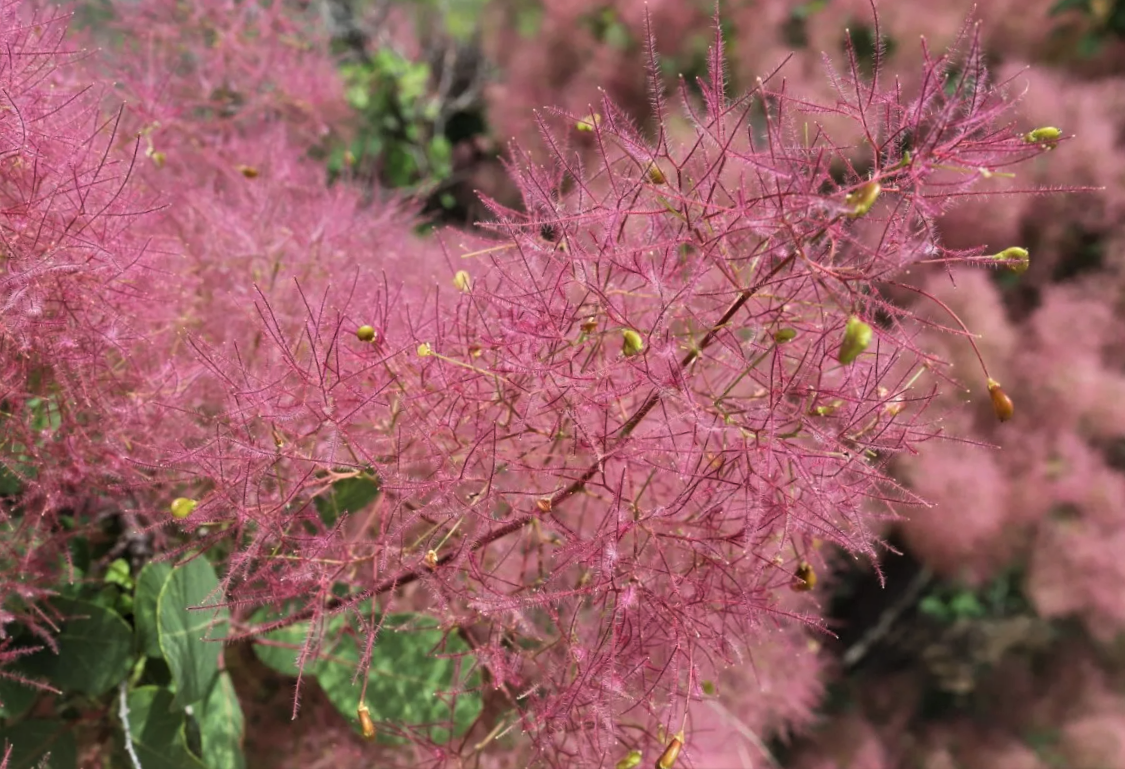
[0, 2, 1066, 767]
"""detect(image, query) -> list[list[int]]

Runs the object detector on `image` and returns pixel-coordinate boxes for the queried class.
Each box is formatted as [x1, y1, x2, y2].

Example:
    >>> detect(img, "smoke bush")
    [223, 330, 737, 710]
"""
[0, 1, 1067, 767]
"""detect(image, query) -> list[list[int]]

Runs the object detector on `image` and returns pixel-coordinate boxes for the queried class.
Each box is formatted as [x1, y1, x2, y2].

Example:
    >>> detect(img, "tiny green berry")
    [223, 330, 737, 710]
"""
[991, 247, 1029, 274]
[837, 315, 873, 365]
[622, 329, 644, 357]
[356, 325, 376, 342]
[615, 749, 643, 769]
[170, 497, 198, 520]
[1022, 126, 1061, 148]
[845, 180, 881, 218]
[453, 270, 472, 293]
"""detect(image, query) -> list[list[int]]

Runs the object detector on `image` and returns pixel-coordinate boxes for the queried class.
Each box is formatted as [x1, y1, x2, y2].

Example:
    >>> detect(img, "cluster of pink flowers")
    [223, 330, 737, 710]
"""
[0, 1, 1075, 766]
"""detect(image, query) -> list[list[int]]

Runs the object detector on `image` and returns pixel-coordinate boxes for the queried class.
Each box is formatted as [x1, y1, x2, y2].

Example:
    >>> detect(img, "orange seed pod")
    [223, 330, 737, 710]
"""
[987, 378, 1014, 423]
[656, 732, 684, 769]
[357, 701, 376, 740]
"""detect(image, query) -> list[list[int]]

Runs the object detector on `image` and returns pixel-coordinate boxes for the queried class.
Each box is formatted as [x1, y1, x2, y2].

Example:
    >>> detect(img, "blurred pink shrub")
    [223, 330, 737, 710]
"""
[789, 637, 1125, 769]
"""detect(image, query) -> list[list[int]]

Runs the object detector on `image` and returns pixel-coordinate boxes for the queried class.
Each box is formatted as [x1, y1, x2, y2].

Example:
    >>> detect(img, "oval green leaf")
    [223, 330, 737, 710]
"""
[252, 610, 481, 744]
[0, 720, 76, 769]
[199, 672, 246, 769]
[135, 561, 173, 658]
[157, 558, 229, 708]
[126, 686, 207, 769]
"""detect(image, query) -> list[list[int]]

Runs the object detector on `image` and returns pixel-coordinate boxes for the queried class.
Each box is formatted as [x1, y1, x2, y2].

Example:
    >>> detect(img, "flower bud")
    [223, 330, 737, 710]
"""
[791, 561, 817, 592]
[773, 328, 797, 344]
[536, 497, 553, 513]
[237, 164, 259, 179]
[453, 270, 472, 293]
[423, 549, 438, 569]
[1022, 126, 1061, 148]
[987, 378, 1013, 423]
[991, 246, 1029, 274]
[615, 750, 642, 769]
[581, 316, 598, 334]
[837, 315, 872, 365]
[357, 702, 376, 740]
[417, 343, 433, 357]
[356, 325, 376, 343]
[622, 328, 645, 357]
[657, 732, 685, 769]
[845, 180, 881, 218]
[170, 497, 198, 520]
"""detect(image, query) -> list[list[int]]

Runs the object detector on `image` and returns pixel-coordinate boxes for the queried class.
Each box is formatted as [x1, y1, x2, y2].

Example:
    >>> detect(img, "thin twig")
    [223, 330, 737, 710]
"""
[842, 567, 933, 669]
[119, 681, 144, 769]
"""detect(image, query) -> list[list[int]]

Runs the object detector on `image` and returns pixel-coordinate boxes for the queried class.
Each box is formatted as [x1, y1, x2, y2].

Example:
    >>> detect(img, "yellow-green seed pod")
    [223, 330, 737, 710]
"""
[1022, 126, 1061, 147]
[701, 680, 716, 696]
[837, 316, 873, 365]
[647, 163, 666, 185]
[615, 750, 643, 769]
[149, 150, 166, 169]
[773, 328, 797, 344]
[453, 270, 472, 293]
[622, 329, 645, 357]
[417, 342, 433, 357]
[170, 497, 198, 520]
[845, 180, 881, 218]
[576, 113, 602, 132]
[991, 247, 1029, 275]
[356, 325, 376, 343]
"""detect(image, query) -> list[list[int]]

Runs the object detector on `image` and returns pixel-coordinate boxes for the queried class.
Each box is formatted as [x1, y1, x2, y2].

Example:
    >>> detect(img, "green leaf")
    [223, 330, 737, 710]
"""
[126, 687, 207, 769]
[949, 591, 985, 619]
[135, 561, 173, 658]
[313, 474, 380, 527]
[253, 610, 481, 744]
[105, 559, 134, 591]
[252, 620, 327, 679]
[0, 676, 37, 719]
[157, 558, 229, 707]
[199, 672, 245, 769]
[0, 720, 77, 769]
[19, 598, 133, 697]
